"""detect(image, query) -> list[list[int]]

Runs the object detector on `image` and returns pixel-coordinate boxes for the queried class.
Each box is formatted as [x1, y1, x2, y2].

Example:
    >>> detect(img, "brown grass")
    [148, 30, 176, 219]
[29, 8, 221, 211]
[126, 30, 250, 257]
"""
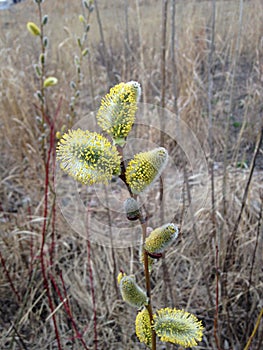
[0, 0, 262, 349]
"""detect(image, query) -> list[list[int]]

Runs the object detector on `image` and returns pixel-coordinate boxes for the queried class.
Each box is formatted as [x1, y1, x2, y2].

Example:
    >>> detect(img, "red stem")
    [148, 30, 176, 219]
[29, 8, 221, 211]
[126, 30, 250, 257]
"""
[47, 97, 62, 264]
[40, 119, 62, 350]
[49, 273, 90, 349]
[49, 122, 56, 265]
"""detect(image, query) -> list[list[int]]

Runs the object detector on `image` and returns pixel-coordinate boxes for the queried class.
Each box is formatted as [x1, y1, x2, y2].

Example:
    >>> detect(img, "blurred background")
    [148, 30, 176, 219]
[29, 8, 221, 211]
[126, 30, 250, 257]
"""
[0, 0, 262, 349]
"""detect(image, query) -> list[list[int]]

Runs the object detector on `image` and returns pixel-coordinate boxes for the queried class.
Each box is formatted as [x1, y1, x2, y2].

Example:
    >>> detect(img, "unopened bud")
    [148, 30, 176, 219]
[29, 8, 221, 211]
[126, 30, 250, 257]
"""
[124, 197, 140, 221]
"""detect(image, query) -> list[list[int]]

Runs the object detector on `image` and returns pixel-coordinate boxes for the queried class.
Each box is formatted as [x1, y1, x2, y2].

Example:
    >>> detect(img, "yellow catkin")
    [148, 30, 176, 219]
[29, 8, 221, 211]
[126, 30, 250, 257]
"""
[96, 81, 141, 145]
[126, 147, 168, 194]
[57, 129, 121, 185]
[153, 308, 204, 347]
[144, 223, 178, 254]
[135, 308, 152, 347]
[119, 275, 148, 309]
[43, 77, 58, 88]
[27, 22, 41, 36]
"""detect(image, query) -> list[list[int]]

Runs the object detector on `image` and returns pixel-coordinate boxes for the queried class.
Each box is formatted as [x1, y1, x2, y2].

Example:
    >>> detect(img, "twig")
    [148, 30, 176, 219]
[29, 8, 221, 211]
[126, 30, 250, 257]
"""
[93, 0, 112, 86]
[160, 0, 168, 114]
[141, 220, 157, 350]
[0, 251, 21, 303]
[159, 0, 168, 195]
[244, 308, 263, 350]
[0, 306, 28, 350]
[214, 244, 221, 350]
[243, 190, 263, 344]
[221, 125, 263, 346]
[224, 126, 263, 266]
[86, 205, 98, 350]
[48, 98, 62, 265]
[207, 0, 216, 241]
[88, 54, 95, 110]
[36, 1, 48, 162]
[135, 0, 147, 104]
[124, 0, 130, 80]
[49, 273, 90, 349]
[171, 0, 178, 115]
[171, 0, 185, 239]
[40, 127, 62, 350]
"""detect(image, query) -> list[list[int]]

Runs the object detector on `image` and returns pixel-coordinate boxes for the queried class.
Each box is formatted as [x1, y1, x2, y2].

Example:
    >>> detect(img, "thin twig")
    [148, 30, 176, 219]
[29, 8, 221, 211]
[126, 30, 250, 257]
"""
[221, 125, 263, 346]
[224, 126, 263, 266]
[244, 308, 263, 350]
[40, 130, 62, 350]
[243, 190, 263, 344]
[0, 251, 21, 303]
[207, 0, 216, 241]
[141, 219, 157, 350]
[135, 0, 147, 104]
[171, 0, 178, 115]
[49, 273, 90, 349]
[0, 306, 28, 350]
[34, 3, 62, 347]
[159, 0, 168, 199]
[214, 244, 221, 350]
[93, 0, 112, 86]
[86, 205, 98, 350]
[124, 0, 130, 80]
[171, 0, 185, 239]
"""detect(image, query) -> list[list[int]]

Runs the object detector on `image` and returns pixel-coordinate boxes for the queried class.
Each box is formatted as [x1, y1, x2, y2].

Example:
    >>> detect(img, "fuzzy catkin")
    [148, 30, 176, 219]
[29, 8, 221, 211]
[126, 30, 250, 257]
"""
[126, 147, 168, 194]
[118, 274, 148, 309]
[144, 223, 178, 254]
[153, 308, 204, 347]
[57, 129, 121, 185]
[96, 81, 141, 145]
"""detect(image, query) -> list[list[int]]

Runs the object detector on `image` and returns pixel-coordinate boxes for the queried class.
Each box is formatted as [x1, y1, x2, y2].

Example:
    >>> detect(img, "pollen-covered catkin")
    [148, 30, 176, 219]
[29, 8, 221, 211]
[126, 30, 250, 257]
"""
[153, 308, 204, 347]
[125, 147, 168, 194]
[144, 223, 178, 254]
[118, 274, 148, 309]
[135, 308, 152, 347]
[57, 129, 121, 185]
[96, 81, 141, 145]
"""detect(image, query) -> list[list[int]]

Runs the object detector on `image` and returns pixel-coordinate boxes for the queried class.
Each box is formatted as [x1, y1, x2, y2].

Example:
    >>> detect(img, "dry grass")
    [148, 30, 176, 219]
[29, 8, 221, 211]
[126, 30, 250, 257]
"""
[0, 0, 263, 349]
